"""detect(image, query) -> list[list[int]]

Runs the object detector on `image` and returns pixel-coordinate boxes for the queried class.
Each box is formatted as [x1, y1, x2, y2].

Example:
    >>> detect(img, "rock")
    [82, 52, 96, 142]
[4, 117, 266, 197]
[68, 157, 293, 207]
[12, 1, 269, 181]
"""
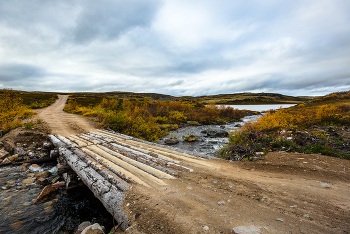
[34, 185, 58, 203]
[23, 178, 36, 184]
[220, 125, 225, 129]
[36, 171, 51, 178]
[218, 200, 226, 205]
[234, 124, 241, 127]
[29, 164, 41, 172]
[14, 147, 26, 156]
[18, 165, 28, 171]
[4, 141, 15, 152]
[203, 226, 209, 231]
[320, 182, 330, 188]
[0, 148, 9, 159]
[276, 218, 284, 222]
[164, 138, 179, 145]
[233, 225, 260, 234]
[186, 136, 196, 142]
[43, 141, 52, 150]
[213, 180, 218, 185]
[207, 127, 228, 137]
[1, 158, 11, 165]
[81, 223, 104, 234]
[37, 178, 49, 186]
[195, 136, 204, 142]
[7, 154, 19, 162]
[200, 130, 207, 134]
[75, 221, 92, 234]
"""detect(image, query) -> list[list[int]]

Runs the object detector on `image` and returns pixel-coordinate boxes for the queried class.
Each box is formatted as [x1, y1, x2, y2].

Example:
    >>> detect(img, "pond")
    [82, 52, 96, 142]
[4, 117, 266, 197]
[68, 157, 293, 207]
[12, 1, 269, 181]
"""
[217, 104, 297, 112]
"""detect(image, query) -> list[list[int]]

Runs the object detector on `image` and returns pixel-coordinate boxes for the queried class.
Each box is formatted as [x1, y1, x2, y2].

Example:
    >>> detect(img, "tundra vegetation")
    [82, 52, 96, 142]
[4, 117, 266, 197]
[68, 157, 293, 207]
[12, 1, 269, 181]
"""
[219, 91, 350, 161]
[64, 94, 257, 142]
[0, 89, 57, 133]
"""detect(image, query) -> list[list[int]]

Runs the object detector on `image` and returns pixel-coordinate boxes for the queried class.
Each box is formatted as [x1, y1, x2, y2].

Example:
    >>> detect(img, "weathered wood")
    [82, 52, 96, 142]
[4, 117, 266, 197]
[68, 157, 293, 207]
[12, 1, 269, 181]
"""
[59, 147, 130, 230]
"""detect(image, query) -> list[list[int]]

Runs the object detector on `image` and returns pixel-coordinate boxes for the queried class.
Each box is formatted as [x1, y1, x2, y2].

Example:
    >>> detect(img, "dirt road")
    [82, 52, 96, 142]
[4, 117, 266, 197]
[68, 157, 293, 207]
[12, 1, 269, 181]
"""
[38, 97, 350, 233]
[35, 95, 95, 136]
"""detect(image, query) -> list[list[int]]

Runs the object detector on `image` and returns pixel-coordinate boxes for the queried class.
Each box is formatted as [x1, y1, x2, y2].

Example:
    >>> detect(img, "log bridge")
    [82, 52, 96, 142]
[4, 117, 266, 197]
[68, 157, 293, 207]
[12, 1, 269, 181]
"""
[49, 129, 212, 231]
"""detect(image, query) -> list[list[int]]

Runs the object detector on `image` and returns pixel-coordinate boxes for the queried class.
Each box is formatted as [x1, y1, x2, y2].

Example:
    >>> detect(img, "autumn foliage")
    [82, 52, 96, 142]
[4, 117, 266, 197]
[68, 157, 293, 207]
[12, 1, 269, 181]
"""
[0, 89, 35, 133]
[64, 96, 255, 142]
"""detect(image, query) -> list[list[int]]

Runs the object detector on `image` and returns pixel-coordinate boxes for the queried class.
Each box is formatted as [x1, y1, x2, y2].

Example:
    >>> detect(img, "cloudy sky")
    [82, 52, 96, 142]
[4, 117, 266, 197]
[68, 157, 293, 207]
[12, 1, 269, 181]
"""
[0, 0, 349, 96]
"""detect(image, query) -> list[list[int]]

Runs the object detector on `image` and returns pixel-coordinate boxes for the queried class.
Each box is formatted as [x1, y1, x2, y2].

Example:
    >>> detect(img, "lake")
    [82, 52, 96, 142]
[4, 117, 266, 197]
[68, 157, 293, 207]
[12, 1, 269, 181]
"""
[218, 104, 296, 112]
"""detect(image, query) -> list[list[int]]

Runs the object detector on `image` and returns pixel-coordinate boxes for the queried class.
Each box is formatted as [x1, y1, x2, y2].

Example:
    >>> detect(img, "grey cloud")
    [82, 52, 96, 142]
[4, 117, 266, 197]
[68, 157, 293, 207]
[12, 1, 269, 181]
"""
[71, 0, 160, 43]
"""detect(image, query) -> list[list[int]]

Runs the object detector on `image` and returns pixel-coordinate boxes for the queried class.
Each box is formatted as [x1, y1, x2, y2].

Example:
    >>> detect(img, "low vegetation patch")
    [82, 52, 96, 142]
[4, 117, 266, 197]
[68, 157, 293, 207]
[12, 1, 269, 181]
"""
[219, 92, 350, 161]
[0, 89, 36, 133]
[64, 95, 257, 142]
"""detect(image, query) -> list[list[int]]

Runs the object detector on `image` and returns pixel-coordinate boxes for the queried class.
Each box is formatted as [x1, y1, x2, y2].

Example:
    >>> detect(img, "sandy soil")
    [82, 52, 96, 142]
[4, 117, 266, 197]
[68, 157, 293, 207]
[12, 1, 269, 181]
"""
[35, 95, 95, 136]
[33, 96, 350, 233]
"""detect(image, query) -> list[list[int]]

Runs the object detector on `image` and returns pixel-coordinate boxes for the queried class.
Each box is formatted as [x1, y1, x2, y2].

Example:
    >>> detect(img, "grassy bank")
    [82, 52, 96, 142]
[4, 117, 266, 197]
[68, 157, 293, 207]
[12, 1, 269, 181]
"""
[219, 91, 350, 161]
[64, 94, 258, 142]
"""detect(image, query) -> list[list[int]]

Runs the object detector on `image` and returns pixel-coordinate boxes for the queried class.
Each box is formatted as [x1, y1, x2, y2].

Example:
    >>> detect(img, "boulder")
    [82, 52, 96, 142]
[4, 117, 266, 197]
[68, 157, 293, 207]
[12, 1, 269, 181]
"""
[186, 135, 196, 142]
[207, 127, 229, 137]
[14, 147, 26, 156]
[164, 138, 179, 145]
[36, 171, 51, 178]
[37, 178, 49, 186]
[4, 141, 15, 152]
[81, 223, 104, 234]
[0, 148, 9, 159]
[34, 185, 58, 203]
[75, 221, 92, 234]
[29, 164, 41, 172]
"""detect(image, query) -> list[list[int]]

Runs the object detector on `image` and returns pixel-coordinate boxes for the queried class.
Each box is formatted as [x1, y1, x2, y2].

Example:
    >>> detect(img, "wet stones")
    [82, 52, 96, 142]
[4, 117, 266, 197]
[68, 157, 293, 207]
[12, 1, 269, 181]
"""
[36, 171, 51, 178]
[29, 164, 41, 172]
[164, 138, 179, 145]
[34, 185, 58, 203]
[23, 178, 36, 184]
[0, 148, 9, 159]
[4, 141, 15, 152]
[206, 127, 228, 137]
[37, 177, 49, 186]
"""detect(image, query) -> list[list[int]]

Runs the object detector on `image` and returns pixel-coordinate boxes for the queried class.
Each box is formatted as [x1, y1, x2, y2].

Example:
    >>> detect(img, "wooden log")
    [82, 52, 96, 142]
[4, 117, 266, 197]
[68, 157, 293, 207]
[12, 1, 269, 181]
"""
[59, 147, 130, 230]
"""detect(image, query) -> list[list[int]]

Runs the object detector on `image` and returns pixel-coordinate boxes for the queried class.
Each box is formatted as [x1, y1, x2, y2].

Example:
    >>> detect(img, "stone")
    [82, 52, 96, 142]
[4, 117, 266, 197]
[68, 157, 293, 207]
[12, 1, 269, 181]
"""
[203, 226, 209, 231]
[320, 182, 330, 188]
[187, 136, 196, 142]
[164, 138, 179, 145]
[75, 221, 92, 234]
[23, 178, 36, 184]
[8, 154, 19, 162]
[4, 141, 15, 152]
[233, 225, 260, 234]
[276, 218, 284, 222]
[34, 185, 58, 203]
[36, 171, 51, 178]
[1, 157, 11, 165]
[81, 223, 104, 234]
[37, 178, 49, 186]
[52, 182, 65, 188]
[29, 164, 41, 172]
[218, 201, 226, 205]
[14, 147, 26, 156]
[0, 148, 9, 159]
[207, 127, 229, 137]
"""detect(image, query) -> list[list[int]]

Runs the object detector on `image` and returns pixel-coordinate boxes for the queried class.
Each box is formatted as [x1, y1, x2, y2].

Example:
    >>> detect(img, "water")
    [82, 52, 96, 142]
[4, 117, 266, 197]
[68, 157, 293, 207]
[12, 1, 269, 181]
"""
[218, 104, 296, 112]
[160, 115, 261, 156]
[0, 164, 113, 234]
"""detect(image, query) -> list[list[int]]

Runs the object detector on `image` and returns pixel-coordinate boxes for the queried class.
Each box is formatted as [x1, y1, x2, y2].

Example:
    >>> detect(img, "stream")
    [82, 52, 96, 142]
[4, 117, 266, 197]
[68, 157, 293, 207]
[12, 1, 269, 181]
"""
[159, 115, 261, 156]
[0, 163, 113, 234]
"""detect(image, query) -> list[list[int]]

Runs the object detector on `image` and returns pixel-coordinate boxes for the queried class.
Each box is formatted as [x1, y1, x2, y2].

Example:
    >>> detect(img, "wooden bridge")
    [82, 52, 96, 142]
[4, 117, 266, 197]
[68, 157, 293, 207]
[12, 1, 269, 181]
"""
[49, 129, 213, 231]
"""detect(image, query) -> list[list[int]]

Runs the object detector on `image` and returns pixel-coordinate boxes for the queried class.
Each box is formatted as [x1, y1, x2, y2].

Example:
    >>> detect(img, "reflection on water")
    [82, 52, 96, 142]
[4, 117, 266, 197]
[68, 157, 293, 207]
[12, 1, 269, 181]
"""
[218, 104, 296, 112]
[0, 164, 113, 234]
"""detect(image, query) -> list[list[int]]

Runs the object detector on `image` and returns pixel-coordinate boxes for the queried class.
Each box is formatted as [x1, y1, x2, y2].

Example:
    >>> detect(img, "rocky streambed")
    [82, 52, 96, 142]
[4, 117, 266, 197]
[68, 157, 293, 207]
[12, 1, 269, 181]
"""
[159, 115, 261, 156]
[0, 128, 114, 234]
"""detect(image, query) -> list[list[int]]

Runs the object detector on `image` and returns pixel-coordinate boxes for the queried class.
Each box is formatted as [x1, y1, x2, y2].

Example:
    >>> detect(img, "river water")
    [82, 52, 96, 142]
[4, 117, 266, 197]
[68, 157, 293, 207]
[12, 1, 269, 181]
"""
[218, 104, 296, 112]
[0, 164, 113, 234]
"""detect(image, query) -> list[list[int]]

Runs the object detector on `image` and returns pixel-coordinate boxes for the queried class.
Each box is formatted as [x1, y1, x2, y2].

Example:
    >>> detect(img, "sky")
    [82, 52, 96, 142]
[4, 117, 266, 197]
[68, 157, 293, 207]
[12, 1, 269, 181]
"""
[0, 0, 350, 97]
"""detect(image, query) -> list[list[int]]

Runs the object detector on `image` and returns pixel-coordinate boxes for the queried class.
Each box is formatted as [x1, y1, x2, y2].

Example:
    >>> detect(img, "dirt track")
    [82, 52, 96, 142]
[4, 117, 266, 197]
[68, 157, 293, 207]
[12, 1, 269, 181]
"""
[37, 96, 350, 233]
[35, 95, 95, 136]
